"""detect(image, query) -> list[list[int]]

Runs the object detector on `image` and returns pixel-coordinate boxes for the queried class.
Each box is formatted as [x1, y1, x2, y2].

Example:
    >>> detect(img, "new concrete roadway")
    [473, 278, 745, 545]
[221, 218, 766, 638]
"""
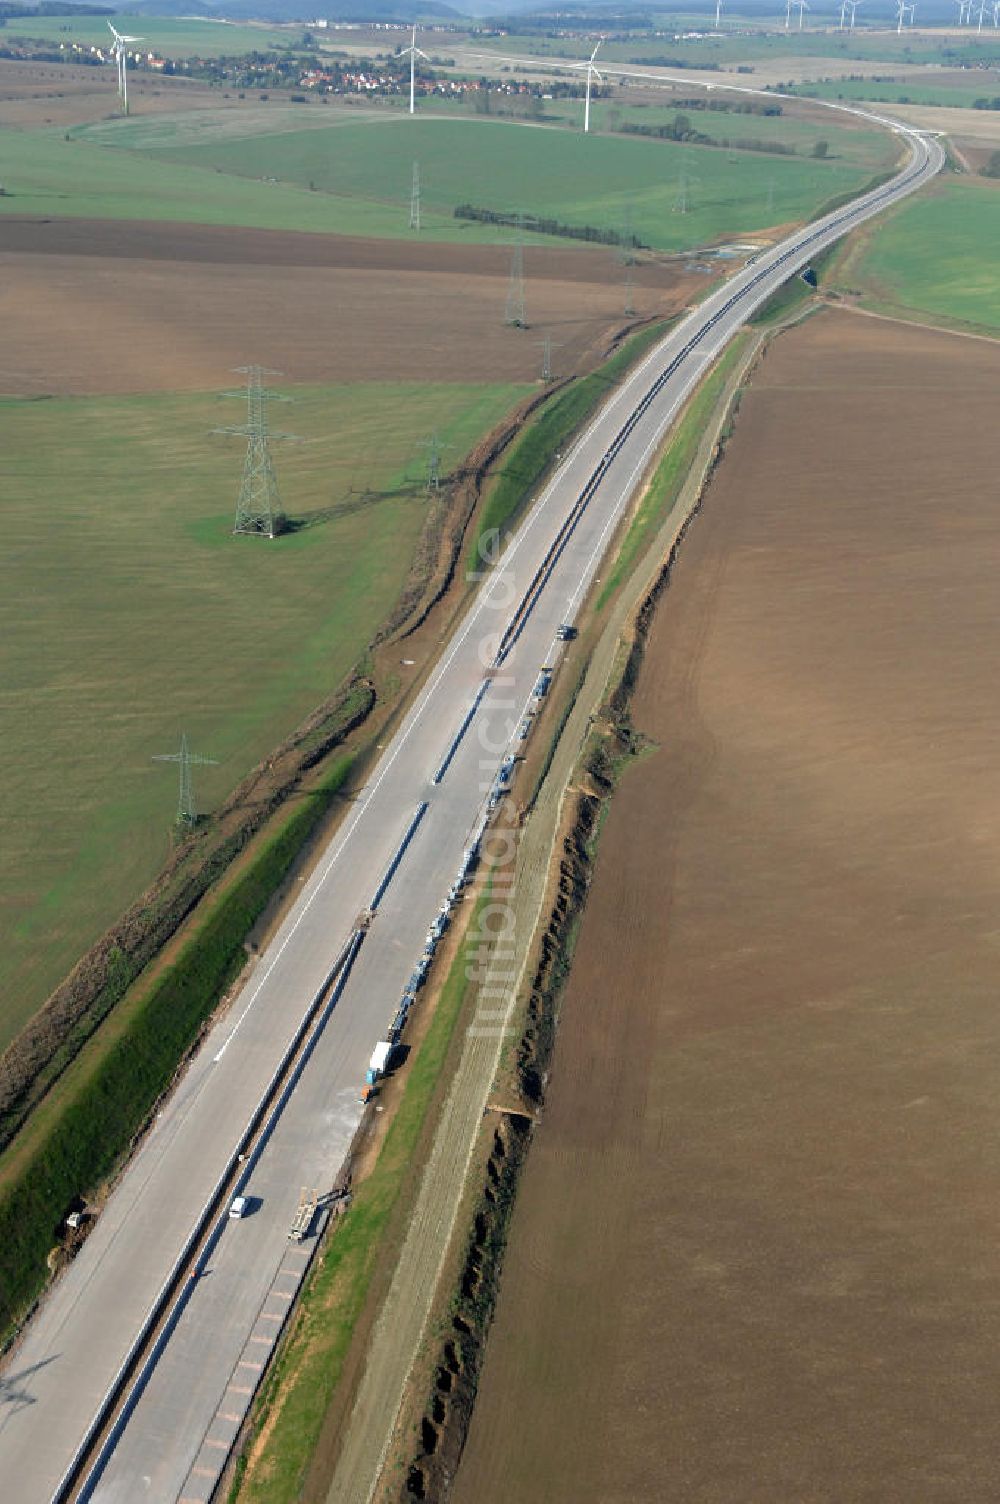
[0, 115, 942, 1504]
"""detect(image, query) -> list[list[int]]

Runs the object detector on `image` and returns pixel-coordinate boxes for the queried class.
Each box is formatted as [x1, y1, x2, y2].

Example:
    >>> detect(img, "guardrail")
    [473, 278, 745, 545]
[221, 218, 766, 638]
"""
[369, 802, 429, 910]
[432, 682, 492, 786]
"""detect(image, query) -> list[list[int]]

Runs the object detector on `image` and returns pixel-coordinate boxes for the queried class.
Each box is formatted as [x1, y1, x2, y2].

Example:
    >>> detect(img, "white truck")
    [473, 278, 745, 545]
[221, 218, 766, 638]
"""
[365, 1039, 393, 1086]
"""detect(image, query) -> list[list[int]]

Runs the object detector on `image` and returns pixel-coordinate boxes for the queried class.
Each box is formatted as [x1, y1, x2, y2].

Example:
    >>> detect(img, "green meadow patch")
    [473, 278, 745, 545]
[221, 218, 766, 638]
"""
[72, 114, 879, 249]
[0, 379, 527, 1050]
[846, 177, 1000, 332]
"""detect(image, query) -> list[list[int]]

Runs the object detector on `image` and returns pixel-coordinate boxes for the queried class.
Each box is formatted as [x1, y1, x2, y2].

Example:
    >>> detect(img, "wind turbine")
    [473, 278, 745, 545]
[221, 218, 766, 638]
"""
[107, 21, 142, 116]
[839, 0, 848, 27]
[895, 0, 912, 31]
[571, 40, 604, 134]
[956, 0, 971, 21]
[795, 0, 809, 30]
[715, 0, 723, 28]
[785, 0, 793, 29]
[976, 0, 987, 30]
[400, 25, 429, 117]
[993, 0, 999, 28]
[847, 0, 862, 28]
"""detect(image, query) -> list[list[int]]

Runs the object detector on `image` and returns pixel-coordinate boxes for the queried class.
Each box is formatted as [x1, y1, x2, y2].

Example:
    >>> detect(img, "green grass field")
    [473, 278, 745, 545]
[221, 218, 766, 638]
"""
[473, 27, 1000, 69]
[83, 114, 880, 250]
[72, 95, 890, 173]
[789, 76, 1000, 107]
[531, 96, 893, 168]
[844, 177, 1000, 331]
[0, 379, 528, 1050]
[2, 113, 880, 246]
[3, 14, 303, 57]
[0, 124, 469, 236]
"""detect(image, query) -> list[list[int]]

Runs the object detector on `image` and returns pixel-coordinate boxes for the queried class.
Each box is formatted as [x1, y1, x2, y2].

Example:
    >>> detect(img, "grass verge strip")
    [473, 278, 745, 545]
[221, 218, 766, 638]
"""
[596, 333, 750, 611]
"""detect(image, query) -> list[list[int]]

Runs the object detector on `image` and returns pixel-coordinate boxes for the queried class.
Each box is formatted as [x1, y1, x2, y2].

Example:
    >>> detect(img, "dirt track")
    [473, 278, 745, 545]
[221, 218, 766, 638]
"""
[453, 308, 1000, 1504]
[0, 217, 701, 395]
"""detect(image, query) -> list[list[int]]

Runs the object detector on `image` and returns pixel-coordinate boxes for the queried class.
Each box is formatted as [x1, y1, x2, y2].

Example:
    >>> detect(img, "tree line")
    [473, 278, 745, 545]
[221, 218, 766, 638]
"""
[453, 204, 645, 248]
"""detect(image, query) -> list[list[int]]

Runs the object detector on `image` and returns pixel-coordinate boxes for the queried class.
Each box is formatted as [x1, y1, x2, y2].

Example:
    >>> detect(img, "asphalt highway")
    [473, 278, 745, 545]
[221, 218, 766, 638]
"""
[0, 117, 943, 1504]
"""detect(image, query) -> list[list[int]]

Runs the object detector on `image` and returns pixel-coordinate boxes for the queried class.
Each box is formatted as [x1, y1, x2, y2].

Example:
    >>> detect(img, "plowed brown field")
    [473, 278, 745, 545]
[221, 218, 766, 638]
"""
[0, 58, 227, 127]
[453, 309, 1000, 1504]
[0, 217, 700, 395]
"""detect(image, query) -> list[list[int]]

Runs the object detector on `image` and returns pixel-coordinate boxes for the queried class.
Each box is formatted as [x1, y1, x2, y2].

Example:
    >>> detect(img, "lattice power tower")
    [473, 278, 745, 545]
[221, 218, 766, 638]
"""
[505, 219, 526, 328]
[153, 733, 218, 830]
[216, 365, 294, 538]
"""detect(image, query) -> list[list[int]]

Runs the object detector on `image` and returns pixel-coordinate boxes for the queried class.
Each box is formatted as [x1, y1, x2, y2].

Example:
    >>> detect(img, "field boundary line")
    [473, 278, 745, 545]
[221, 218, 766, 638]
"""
[829, 297, 1000, 346]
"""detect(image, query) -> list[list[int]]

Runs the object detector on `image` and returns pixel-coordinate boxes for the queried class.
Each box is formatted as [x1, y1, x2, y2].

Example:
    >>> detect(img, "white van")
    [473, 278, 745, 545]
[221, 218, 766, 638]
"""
[229, 1195, 248, 1220]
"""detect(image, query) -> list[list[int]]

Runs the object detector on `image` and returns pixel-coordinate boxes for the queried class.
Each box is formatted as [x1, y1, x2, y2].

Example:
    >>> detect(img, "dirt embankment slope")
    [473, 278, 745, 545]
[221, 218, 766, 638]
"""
[453, 308, 1000, 1504]
[0, 217, 700, 396]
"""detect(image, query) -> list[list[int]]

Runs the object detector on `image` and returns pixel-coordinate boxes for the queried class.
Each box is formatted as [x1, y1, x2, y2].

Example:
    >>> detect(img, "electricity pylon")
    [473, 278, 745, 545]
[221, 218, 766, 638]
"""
[215, 366, 297, 539]
[419, 432, 449, 491]
[616, 203, 637, 266]
[409, 160, 421, 231]
[624, 259, 636, 318]
[538, 334, 555, 383]
[505, 219, 526, 328]
[673, 159, 699, 215]
[153, 733, 218, 829]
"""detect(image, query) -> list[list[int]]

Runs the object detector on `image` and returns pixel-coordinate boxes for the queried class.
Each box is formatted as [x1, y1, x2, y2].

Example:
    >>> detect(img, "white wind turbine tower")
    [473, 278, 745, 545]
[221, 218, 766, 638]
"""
[401, 25, 429, 116]
[572, 40, 604, 134]
[794, 0, 809, 29]
[107, 21, 143, 115]
[976, 0, 987, 30]
[993, 0, 999, 29]
[895, 0, 912, 31]
[956, 0, 971, 22]
[715, 0, 723, 28]
[847, 0, 862, 27]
